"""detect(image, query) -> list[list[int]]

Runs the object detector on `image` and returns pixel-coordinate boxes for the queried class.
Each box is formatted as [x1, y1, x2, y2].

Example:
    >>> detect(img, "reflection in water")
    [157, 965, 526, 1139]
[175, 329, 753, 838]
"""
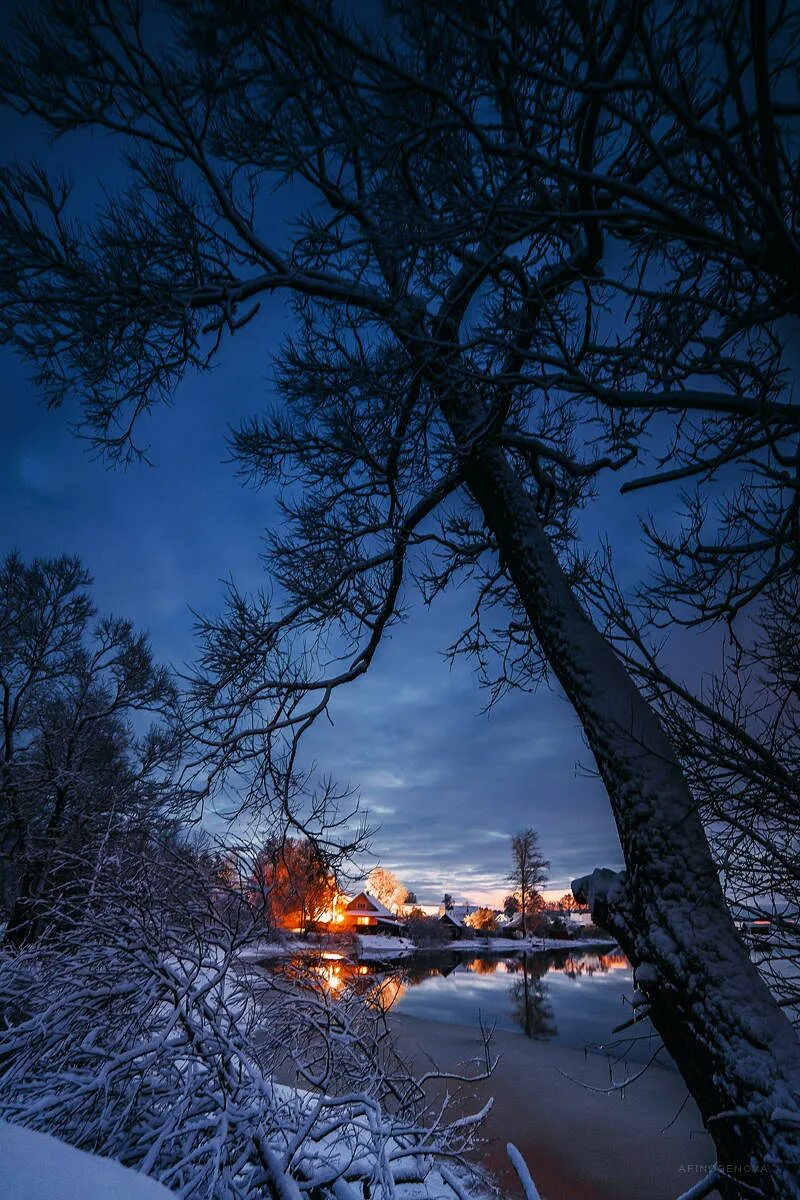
[508, 955, 556, 1039]
[259, 947, 630, 1042]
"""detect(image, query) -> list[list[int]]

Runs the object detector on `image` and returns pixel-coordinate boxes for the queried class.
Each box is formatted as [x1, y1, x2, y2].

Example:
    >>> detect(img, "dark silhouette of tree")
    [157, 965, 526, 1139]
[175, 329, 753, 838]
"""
[508, 829, 549, 938]
[590, 570, 800, 1023]
[1, 2, 799, 1190]
[0, 551, 188, 944]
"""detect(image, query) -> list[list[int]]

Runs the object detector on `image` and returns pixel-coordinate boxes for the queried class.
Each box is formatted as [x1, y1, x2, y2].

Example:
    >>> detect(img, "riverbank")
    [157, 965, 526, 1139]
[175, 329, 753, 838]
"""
[389, 1013, 717, 1200]
[240, 933, 618, 963]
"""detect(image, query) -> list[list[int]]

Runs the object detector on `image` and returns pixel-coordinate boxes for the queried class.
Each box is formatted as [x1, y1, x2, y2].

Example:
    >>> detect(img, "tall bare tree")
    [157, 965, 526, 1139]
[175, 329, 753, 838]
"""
[508, 829, 549, 938]
[1, 2, 800, 1191]
[251, 835, 336, 934]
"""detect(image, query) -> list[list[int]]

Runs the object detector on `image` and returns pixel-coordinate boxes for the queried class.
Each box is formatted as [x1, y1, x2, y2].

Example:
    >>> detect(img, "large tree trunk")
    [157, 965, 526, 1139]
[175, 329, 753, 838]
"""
[446, 424, 800, 1195]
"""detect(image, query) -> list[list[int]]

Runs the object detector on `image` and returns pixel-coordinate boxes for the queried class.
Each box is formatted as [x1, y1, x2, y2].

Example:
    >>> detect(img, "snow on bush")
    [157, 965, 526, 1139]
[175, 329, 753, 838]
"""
[0, 859, 494, 1200]
[0, 1120, 175, 1200]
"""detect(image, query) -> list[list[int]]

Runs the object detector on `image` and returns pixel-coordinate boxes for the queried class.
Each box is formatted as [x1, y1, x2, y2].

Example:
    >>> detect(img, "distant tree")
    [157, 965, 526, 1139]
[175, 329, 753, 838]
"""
[403, 890, 417, 905]
[252, 837, 336, 934]
[441, 893, 454, 913]
[503, 895, 520, 920]
[367, 867, 407, 913]
[558, 893, 582, 914]
[508, 830, 549, 939]
[405, 908, 446, 948]
[465, 907, 497, 933]
[0, 551, 187, 944]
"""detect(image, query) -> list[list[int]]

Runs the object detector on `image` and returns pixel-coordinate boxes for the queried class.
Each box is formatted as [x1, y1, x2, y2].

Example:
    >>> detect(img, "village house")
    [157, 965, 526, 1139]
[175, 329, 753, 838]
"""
[438, 909, 464, 939]
[341, 891, 407, 935]
[438, 903, 479, 938]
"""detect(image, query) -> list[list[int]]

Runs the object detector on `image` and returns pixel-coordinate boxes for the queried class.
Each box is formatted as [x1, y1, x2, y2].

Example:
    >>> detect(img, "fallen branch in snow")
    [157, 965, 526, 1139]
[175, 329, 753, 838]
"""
[0, 854, 494, 1200]
[506, 1143, 542, 1200]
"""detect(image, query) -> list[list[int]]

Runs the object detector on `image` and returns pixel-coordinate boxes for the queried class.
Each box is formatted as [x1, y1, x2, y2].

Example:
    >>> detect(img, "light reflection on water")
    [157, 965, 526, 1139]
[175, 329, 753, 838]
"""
[261, 947, 663, 1061]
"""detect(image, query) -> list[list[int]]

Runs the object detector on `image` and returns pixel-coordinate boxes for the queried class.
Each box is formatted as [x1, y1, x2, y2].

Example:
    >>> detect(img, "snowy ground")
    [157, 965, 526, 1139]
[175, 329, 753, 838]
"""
[354, 933, 618, 959]
[0, 1121, 175, 1200]
[355, 933, 417, 958]
[238, 937, 326, 961]
[427, 935, 618, 956]
[240, 933, 617, 964]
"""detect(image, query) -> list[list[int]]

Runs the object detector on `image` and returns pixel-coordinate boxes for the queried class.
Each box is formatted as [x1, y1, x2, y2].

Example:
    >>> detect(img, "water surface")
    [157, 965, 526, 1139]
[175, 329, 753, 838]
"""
[262, 946, 665, 1064]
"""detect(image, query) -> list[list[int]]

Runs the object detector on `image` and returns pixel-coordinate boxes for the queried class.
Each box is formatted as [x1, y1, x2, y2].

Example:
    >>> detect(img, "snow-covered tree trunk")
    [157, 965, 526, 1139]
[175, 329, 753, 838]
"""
[449, 424, 800, 1196]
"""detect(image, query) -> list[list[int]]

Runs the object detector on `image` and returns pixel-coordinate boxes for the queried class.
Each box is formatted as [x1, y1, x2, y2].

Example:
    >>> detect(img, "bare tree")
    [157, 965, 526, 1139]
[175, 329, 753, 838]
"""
[1, 2, 800, 1191]
[0, 551, 188, 944]
[367, 867, 408, 914]
[508, 829, 549, 938]
[587, 565, 800, 1028]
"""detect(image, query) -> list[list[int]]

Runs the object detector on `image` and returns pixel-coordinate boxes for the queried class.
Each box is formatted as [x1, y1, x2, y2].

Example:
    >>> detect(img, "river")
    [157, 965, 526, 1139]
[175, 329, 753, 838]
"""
[256, 946, 714, 1199]
[262, 944, 664, 1062]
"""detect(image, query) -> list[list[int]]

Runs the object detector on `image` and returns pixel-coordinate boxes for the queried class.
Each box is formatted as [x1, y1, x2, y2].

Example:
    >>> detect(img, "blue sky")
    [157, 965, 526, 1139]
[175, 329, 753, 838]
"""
[2, 324, 625, 904]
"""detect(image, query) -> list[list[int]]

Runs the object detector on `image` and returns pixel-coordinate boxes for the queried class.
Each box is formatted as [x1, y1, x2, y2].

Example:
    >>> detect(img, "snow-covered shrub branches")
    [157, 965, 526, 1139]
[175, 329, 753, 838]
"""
[0, 846, 492, 1200]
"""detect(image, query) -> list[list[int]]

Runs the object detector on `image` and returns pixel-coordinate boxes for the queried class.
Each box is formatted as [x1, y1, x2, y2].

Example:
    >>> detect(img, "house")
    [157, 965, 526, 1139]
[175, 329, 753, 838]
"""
[439, 909, 465, 939]
[342, 891, 406, 935]
[499, 911, 524, 937]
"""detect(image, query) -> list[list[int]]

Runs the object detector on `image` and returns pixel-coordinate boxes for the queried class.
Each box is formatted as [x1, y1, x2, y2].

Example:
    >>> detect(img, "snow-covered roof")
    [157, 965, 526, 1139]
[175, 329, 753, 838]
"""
[346, 891, 398, 919]
[440, 910, 463, 927]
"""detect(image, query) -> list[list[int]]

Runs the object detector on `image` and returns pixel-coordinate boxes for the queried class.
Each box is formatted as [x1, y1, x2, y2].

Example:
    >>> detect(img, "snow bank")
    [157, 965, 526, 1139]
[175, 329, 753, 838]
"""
[458, 935, 618, 954]
[360, 935, 618, 959]
[355, 933, 416, 958]
[0, 1121, 174, 1200]
[239, 933, 617, 965]
[238, 938, 321, 960]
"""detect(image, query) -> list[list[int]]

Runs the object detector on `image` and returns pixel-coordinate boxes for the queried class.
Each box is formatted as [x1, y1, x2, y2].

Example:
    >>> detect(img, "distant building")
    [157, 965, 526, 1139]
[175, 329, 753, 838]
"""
[439, 909, 465, 939]
[437, 902, 474, 921]
[342, 891, 406, 935]
[737, 917, 773, 943]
